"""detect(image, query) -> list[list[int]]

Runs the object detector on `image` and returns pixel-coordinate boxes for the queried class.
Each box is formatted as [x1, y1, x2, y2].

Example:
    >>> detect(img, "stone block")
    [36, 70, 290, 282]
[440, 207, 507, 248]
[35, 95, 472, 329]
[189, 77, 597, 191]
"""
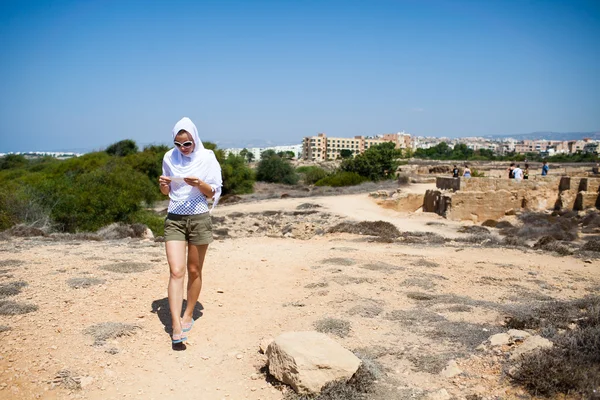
[267, 331, 361, 394]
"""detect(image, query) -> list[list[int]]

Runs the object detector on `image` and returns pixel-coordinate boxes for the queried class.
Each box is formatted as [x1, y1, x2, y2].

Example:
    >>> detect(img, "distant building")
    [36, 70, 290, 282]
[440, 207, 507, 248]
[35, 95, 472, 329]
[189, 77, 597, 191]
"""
[301, 132, 410, 161]
[224, 144, 302, 160]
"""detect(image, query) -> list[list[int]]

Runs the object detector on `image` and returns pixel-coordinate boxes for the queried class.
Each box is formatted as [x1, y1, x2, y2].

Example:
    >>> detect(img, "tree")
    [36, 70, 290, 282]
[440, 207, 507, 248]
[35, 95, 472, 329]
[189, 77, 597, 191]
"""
[256, 152, 298, 184]
[239, 148, 255, 163]
[0, 154, 28, 170]
[221, 153, 255, 195]
[340, 149, 353, 159]
[105, 139, 138, 157]
[340, 142, 402, 181]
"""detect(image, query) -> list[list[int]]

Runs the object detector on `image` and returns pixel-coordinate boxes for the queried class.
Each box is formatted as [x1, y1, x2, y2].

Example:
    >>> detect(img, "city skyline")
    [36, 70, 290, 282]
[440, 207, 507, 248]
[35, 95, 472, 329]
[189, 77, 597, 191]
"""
[1, 0, 599, 153]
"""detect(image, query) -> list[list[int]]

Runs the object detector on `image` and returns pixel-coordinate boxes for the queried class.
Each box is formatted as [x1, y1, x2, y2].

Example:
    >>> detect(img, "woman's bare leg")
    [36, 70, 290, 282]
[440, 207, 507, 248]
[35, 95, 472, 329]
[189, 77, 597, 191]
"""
[166, 241, 188, 336]
[182, 244, 208, 325]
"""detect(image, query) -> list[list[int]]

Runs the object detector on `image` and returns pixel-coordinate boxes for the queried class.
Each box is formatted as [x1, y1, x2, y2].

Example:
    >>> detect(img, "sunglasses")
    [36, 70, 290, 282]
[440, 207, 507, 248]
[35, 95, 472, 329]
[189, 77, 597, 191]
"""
[174, 141, 193, 149]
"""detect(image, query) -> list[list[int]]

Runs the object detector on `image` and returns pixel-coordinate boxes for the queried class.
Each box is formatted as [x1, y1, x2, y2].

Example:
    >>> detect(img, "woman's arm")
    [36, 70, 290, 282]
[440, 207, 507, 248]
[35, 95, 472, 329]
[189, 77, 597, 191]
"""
[183, 177, 215, 198]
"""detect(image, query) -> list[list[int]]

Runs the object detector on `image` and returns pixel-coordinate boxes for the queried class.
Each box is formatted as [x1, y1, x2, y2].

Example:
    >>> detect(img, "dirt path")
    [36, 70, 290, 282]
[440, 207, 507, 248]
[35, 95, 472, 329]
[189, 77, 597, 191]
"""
[0, 195, 597, 400]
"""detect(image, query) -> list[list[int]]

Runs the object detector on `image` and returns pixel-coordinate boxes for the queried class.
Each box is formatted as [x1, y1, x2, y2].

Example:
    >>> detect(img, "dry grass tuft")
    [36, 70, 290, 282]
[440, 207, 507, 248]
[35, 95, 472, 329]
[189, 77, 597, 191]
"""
[385, 309, 446, 324]
[501, 212, 578, 242]
[458, 225, 490, 235]
[314, 317, 351, 338]
[0, 259, 23, 267]
[329, 221, 400, 239]
[0, 325, 11, 332]
[67, 277, 106, 289]
[359, 262, 405, 273]
[509, 296, 600, 398]
[582, 239, 600, 252]
[347, 304, 383, 318]
[99, 262, 152, 274]
[52, 370, 81, 390]
[0, 300, 38, 315]
[406, 292, 435, 301]
[83, 322, 141, 346]
[330, 275, 372, 286]
[400, 277, 436, 290]
[0, 281, 28, 298]
[409, 353, 461, 374]
[47, 232, 102, 241]
[8, 224, 47, 237]
[296, 203, 322, 210]
[322, 258, 356, 266]
[481, 219, 498, 227]
[304, 282, 328, 289]
[411, 259, 439, 268]
[398, 231, 446, 245]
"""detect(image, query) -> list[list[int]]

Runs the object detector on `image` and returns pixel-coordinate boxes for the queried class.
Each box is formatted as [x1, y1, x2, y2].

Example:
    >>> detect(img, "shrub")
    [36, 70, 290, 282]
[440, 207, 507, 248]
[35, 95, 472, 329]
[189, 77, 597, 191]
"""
[67, 277, 105, 289]
[83, 322, 140, 346]
[340, 142, 402, 181]
[315, 171, 367, 187]
[297, 166, 329, 185]
[256, 152, 298, 184]
[582, 239, 600, 252]
[509, 296, 600, 397]
[51, 162, 157, 232]
[314, 317, 351, 337]
[99, 262, 152, 273]
[0, 300, 38, 315]
[328, 221, 400, 238]
[221, 153, 255, 195]
[127, 210, 164, 237]
[105, 139, 138, 157]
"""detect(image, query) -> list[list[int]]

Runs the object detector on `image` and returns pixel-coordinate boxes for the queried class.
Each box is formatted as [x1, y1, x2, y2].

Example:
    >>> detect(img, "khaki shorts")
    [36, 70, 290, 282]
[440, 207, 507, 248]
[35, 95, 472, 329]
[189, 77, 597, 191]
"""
[164, 213, 213, 245]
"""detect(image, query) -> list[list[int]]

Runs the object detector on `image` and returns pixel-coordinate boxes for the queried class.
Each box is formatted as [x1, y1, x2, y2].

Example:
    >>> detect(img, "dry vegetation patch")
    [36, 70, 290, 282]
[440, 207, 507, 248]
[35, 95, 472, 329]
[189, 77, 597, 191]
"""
[329, 221, 400, 239]
[321, 257, 356, 266]
[347, 304, 383, 318]
[0, 259, 24, 267]
[0, 300, 38, 315]
[67, 277, 106, 289]
[0, 280, 28, 298]
[359, 262, 405, 273]
[83, 322, 141, 346]
[506, 295, 600, 398]
[314, 317, 351, 338]
[99, 262, 152, 274]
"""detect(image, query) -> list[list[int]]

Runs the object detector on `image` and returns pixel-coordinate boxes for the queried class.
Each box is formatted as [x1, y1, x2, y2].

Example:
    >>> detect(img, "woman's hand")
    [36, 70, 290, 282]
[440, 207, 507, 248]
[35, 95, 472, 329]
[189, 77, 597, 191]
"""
[183, 176, 202, 187]
[184, 176, 214, 198]
[159, 176, 171, 195]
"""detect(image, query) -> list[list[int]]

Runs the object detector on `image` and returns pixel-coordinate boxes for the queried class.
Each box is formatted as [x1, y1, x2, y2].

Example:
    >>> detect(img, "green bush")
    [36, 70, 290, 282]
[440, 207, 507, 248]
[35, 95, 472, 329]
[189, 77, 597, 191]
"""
[221, 153, 255, 195]
[256, 152, 298, 184]
[340, 142, 402, 181]
[105, 139, 138, 157]
[315, 171, 367, 187]
[50, 161, 156, 232]
[297, 166, 329, 185]
[0, 154, 28, 170]
[128, 210, 164, 236]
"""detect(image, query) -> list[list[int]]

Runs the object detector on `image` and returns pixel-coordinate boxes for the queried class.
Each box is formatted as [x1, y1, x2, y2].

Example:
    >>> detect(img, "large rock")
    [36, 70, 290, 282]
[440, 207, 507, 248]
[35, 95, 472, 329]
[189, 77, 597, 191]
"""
[510, 335, 553, 360]
[266, 331, 361, 394]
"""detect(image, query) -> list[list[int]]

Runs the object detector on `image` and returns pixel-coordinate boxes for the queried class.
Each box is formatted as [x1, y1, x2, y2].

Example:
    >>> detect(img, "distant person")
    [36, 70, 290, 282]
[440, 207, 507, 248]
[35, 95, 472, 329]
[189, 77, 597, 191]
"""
[452, 165, 459, 178]
[541, 161, 549, 176]
[523, 163, 530, 180]
[508, 163, 515, 179]
[513, 164, 523, 180]
[463, 165, 471, 178]
[158, 117, 223, 345]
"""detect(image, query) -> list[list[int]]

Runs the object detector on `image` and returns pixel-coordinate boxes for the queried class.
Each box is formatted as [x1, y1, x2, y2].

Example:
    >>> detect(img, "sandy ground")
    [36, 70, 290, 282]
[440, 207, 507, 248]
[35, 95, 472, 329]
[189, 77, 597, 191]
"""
[0, 193, 598, 400]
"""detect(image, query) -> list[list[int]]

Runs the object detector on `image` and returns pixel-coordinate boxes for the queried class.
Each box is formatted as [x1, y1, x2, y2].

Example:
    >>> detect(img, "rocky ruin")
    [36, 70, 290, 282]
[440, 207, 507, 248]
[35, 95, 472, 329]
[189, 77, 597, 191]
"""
[377, 175, 600, 222]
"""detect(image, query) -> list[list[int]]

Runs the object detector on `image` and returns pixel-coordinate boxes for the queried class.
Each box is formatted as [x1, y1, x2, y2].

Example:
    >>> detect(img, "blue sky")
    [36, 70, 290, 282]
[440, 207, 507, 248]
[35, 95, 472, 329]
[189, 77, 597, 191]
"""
[1, 0, 599, 152]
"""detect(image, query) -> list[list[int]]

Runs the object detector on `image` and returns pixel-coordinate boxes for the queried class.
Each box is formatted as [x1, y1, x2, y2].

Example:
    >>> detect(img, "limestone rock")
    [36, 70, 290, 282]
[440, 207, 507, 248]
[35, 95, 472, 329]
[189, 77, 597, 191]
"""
[507, 329, 531, 341]
[266, 331, 361, 394]
[510, 335, 553, 360]
[143, 228, 154, 240]
[440, 360, 462, 378]
[488, 333, 510, 347]
[427, 388, 451, 400]
[259, 337, 274, 354]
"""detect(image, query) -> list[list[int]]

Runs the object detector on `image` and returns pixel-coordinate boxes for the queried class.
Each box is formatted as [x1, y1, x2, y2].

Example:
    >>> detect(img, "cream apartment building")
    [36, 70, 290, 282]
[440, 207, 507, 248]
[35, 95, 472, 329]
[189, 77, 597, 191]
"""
[302, 132, 410, 161]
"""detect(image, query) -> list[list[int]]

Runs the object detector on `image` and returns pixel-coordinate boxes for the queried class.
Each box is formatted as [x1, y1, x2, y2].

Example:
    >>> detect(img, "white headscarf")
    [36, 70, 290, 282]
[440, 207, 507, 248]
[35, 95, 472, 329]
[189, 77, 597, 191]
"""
[162, 117, 223, 210]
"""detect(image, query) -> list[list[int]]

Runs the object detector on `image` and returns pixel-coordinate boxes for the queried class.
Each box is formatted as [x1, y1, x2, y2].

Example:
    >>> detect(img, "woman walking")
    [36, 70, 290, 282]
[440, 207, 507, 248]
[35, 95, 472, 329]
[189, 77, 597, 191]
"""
[158, 117, 222, 344]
